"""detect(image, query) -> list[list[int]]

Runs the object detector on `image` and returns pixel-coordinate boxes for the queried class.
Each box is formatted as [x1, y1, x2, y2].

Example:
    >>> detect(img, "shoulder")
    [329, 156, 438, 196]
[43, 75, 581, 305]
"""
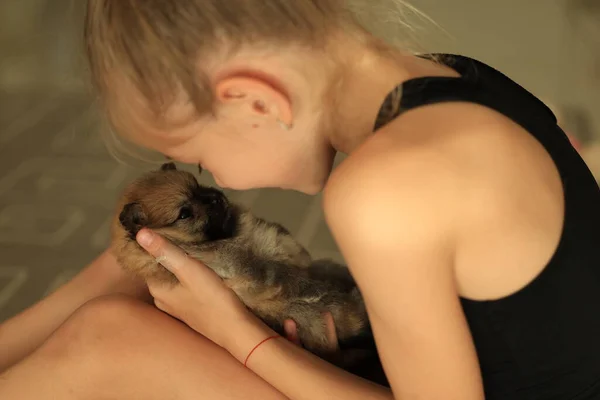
[322, 111, 498, 397]
[323, 100, 555, 270]
[323, 102, 493, 250]
[323, 134, 458, 245]
[322, 128, 461, 286]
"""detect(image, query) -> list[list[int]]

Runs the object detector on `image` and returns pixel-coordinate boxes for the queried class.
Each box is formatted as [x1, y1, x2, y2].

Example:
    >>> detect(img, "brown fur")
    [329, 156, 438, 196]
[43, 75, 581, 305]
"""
[110, 163, 388, 385]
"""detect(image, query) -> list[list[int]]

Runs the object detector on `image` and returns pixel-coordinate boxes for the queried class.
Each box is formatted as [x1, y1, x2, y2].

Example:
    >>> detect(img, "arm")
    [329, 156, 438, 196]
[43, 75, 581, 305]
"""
[221, 142, 483, 400]
[139, 229, 394, 400]
[227, 317, 394, 400]
[322, 143, 486, 400]
[0, 248, 151, 372]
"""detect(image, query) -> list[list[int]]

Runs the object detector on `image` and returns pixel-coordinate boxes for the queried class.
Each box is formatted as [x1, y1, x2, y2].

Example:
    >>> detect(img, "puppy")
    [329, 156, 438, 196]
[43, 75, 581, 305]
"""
[111, 163, 387, 385]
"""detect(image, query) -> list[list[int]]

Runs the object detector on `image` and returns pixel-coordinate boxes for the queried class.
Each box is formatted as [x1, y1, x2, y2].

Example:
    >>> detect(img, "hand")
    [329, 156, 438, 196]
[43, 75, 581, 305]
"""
[283, 312, 340, 352]
[136, 228, 339, 357]
[136, 228, 258, 350]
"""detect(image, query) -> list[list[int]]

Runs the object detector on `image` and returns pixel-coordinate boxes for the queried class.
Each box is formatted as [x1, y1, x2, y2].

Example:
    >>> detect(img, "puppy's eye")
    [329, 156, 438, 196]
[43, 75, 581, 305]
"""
[178, 206, 193, 220]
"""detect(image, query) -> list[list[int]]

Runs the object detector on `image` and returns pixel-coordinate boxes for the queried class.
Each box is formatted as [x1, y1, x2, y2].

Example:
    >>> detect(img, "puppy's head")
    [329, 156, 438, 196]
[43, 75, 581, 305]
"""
[111, 162, 240, 283]
[117, 162, 238, 244]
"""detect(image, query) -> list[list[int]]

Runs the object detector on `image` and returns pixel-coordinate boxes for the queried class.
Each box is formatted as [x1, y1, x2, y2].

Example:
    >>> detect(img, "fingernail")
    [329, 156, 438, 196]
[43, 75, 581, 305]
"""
[137, 230, 154, 247]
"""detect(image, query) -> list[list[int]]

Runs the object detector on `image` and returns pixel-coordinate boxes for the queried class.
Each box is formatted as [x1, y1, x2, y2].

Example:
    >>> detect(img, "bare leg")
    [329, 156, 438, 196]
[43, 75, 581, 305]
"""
[0, 296, 286, 400]
[0, 249, 151, 372]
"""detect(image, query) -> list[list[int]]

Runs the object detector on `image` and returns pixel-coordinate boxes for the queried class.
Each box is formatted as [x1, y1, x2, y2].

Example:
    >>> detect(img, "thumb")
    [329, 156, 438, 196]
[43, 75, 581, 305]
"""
[136, 229, 197, 284]
[283, 319, 302, 346]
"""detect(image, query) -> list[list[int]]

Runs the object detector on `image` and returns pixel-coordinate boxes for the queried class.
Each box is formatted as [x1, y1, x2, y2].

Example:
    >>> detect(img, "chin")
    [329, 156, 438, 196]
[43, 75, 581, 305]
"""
[287, 180, 326, 195]
[298, 185, 323, 195]
[219, 174, 325, 195]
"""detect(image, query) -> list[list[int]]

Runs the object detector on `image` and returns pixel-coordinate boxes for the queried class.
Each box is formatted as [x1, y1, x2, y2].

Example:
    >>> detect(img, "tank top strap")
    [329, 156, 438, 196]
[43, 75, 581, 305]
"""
[373, 54, 559, 141]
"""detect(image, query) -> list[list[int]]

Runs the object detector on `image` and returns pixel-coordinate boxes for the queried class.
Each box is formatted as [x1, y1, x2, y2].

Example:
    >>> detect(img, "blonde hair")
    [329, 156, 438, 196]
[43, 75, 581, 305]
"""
[83, 0, 437, 162]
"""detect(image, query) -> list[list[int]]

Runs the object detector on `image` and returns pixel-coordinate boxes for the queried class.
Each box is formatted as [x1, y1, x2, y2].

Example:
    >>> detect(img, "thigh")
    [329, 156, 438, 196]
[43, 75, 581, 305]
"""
[1, 295, 287, 400]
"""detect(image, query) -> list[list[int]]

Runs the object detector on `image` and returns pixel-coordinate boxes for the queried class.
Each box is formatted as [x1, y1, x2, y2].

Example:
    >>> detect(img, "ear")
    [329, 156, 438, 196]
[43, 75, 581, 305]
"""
[214, 75, 293, 128]
[119, 202, 148, 237]
[161, 162, 177, 171]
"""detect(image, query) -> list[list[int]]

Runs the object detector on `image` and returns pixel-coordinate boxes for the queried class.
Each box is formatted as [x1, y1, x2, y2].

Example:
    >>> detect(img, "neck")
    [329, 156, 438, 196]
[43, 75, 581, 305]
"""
[327, 47, 459, 154]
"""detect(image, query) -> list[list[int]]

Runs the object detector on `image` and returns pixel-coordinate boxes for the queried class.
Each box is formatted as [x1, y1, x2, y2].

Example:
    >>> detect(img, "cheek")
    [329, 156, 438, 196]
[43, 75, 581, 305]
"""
[199, 131, 309, 189]
[199, 144, 264, 186]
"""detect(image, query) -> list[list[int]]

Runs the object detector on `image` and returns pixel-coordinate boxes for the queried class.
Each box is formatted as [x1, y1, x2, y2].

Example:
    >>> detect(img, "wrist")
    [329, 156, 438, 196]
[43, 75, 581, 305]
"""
[224, 314, 280, 363]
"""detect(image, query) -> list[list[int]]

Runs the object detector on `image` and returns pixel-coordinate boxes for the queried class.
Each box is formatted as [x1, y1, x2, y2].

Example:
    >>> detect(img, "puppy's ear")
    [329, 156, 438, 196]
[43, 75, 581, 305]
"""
[119, 202, 147, 237]
[161, 162, 177, 171]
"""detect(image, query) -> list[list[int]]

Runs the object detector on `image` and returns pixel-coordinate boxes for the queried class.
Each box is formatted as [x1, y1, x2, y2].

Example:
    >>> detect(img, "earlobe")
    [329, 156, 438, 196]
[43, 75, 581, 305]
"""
[215, 76, 293, 128]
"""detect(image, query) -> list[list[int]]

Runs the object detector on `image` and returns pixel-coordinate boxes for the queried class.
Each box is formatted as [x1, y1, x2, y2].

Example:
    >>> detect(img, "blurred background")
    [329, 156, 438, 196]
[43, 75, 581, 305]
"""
[0, 0, 598, 321]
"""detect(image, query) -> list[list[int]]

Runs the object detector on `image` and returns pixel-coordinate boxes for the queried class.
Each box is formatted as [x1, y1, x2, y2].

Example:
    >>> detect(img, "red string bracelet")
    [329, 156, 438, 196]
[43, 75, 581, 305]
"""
[244, 335, 280, 367]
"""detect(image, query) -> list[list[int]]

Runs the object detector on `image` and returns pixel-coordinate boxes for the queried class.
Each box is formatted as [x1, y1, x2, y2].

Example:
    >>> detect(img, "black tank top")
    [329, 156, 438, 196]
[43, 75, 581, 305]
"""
[374, 54, 600, 400]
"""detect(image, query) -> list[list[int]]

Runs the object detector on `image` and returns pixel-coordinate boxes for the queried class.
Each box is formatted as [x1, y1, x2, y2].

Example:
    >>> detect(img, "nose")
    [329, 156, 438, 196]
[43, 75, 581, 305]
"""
[119, 203, 147, 239]
[195, 188, 226, 206]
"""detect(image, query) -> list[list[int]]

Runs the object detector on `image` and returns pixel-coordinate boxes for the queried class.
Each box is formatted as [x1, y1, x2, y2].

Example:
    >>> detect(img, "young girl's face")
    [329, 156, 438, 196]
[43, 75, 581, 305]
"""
[107, 74, 337, 195]
[83, 0, 364, 195]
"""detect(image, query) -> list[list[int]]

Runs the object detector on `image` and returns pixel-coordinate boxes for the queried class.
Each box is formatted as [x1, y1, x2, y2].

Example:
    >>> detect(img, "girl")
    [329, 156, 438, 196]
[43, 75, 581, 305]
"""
[1, 1, 599, 399]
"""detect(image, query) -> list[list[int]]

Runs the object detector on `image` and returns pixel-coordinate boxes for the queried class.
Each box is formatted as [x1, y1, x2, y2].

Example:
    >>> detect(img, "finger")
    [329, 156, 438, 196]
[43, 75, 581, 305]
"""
[323, 312, 339, 350]
[147, 279, 175, 298]
[136, 229, 213, 285]
[154, 299, 180, 321]
[283, 319, 302, 346]
[137, 229, 186, 274]
[154, 299, 168, 312]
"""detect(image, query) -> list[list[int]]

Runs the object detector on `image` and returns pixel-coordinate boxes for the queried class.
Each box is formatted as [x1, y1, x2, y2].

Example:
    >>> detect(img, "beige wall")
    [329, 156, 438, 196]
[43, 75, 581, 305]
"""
[0, 0, 85, 89]
[412, 0, 598, 139]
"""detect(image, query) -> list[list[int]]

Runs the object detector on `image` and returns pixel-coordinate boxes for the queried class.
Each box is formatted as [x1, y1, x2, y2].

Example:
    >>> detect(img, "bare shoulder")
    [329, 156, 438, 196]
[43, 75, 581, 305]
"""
[323, 136, 459, 263]
[322, 102, 485, 260]
[322, 110, 487, 398]
[324, 100, 564, 274]
[321, 102, 563, 397]
[322, 116, 468, 314]
[324, 108, 483, 400]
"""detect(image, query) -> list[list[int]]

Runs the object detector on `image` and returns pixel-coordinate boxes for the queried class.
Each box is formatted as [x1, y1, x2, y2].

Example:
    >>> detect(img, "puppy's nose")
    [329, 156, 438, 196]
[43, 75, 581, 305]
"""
[196, 188, 226, 206]
[119, 203, 146, 239]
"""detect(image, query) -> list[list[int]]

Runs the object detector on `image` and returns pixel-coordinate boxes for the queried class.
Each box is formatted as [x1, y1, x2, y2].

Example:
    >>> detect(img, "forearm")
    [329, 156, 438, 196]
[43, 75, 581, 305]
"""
[0, 249, 151, 372]
[228, 320, 394, 400]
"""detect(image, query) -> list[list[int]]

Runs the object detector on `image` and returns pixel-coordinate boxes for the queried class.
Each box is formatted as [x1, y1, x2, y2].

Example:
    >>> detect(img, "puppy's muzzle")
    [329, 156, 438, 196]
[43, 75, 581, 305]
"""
[119, 202, 146, 239]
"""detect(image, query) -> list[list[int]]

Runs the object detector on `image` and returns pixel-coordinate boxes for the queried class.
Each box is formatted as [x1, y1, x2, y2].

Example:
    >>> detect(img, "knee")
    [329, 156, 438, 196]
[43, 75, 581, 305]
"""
[73, 294, 158, 331]
[41, 295, 164, 365]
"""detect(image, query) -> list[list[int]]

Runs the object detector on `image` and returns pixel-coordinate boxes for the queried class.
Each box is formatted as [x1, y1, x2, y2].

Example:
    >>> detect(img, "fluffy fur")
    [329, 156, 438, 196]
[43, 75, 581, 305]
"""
[111, 163, 387, 385]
